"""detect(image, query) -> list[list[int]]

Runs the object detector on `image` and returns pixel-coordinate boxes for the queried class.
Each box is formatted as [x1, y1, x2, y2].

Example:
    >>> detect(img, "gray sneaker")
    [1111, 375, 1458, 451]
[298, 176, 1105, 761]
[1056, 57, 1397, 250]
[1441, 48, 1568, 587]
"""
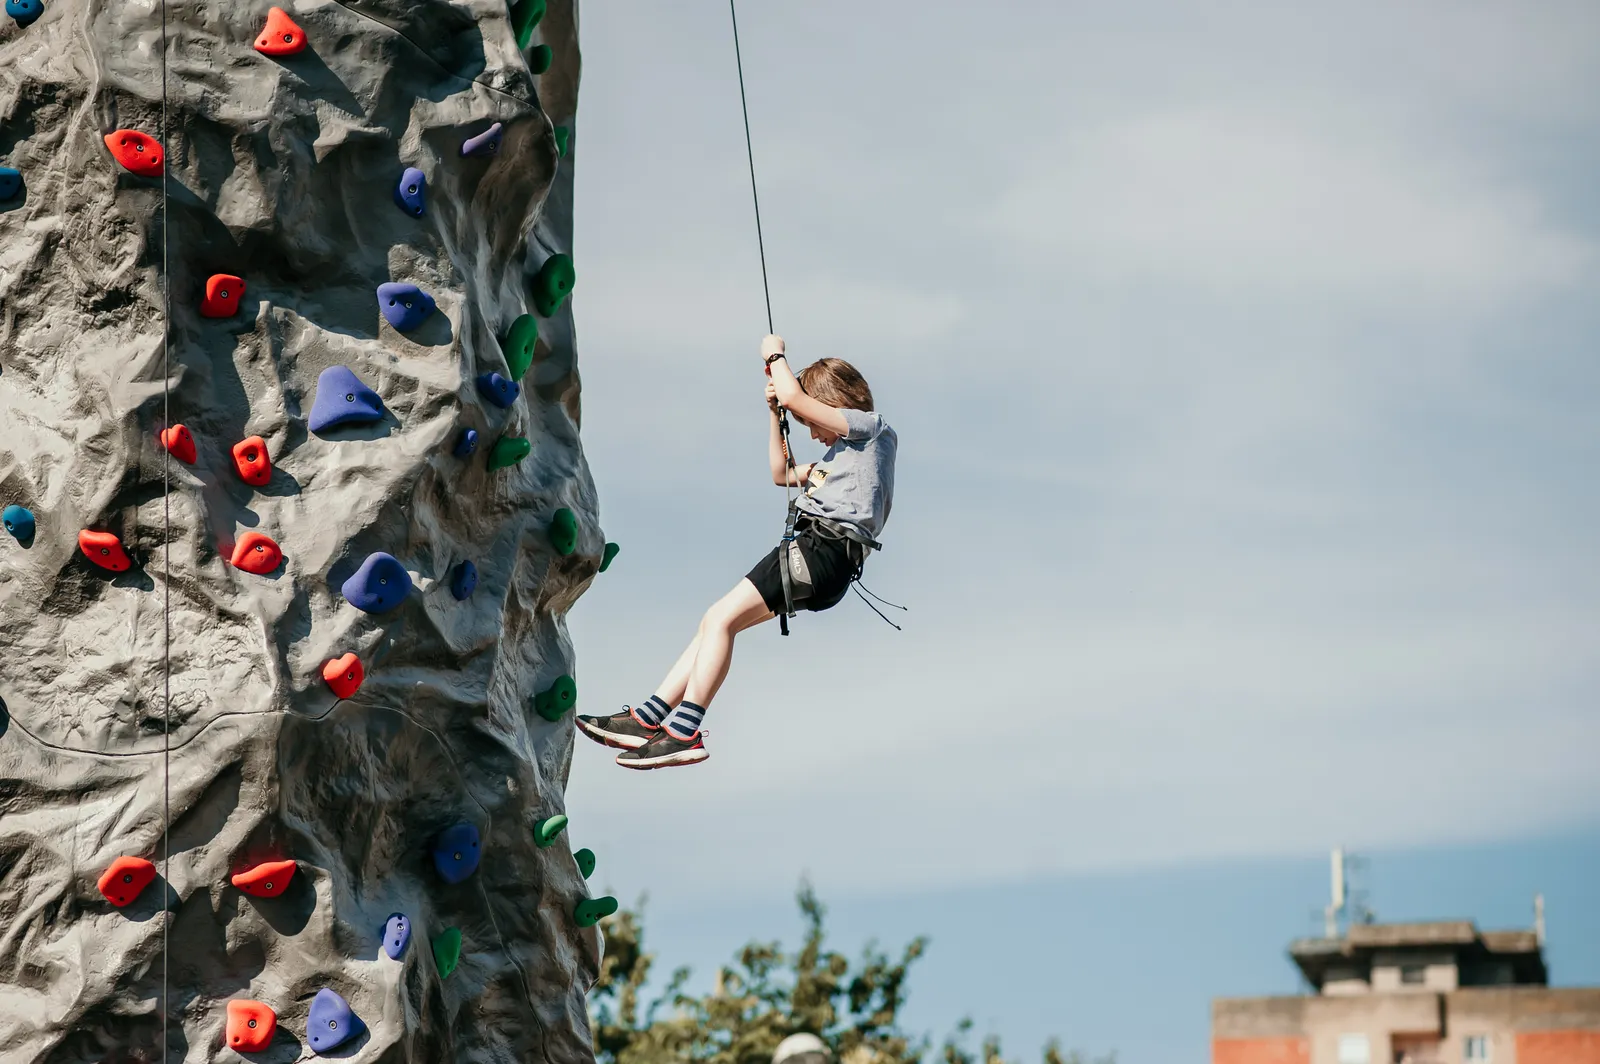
[615, 728, 709, 770]
[576, 708, 659, 750]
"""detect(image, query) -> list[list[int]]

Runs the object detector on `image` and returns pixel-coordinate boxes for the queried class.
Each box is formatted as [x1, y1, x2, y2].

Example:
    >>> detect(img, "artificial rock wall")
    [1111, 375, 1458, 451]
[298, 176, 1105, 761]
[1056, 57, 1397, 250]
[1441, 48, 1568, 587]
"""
[0, 0, 610, 1060]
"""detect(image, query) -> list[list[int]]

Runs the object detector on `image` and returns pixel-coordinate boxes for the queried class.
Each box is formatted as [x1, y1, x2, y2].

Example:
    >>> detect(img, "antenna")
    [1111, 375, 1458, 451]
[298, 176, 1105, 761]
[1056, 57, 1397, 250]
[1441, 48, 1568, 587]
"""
[1535, 894, 1546, 947]
[1325, 846, 1346, 938]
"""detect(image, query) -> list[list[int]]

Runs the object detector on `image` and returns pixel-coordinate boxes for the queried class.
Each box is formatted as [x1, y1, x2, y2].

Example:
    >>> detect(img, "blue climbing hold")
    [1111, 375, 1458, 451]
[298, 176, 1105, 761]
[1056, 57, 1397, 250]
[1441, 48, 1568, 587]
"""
[476, 372, 520, 409]
[309, 365, 384, 433]
[451, 560, 478, 600]
[0, 167, 21, 200]
[394, 167, 425, 217]
[306, 988, 364, 1055]
[383, 913, 411, 959]
[377, 282, 436, 332]
[432, 822, 481, 884]
[5, 0, 42, 28]
[3, 505, 34, 543]
[453, 428, 478, 458]
[340, 552, 412, 614]
[461, 122, 503, 158]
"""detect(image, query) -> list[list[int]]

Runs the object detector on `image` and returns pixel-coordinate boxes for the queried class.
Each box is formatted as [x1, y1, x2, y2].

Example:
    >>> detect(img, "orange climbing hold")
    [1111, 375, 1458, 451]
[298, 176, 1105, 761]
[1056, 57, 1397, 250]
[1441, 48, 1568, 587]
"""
[231, 859, 297, 898]
[104, 130, 164, 177]
[226, 999, 278, 1053]
[230, 532, 282, 575]
[79, 530, 131, 572]
[253, 6, 306, 56]
[232, 436, 272, 486]
[97, 855, 157, 907]
[322, 653, 363, 699]
[201, 274, 244, 318]
[160, 424, 197, 465]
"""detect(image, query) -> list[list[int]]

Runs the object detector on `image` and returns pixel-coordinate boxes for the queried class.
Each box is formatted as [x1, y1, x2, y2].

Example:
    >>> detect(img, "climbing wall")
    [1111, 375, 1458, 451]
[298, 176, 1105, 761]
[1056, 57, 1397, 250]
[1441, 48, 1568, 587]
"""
[0, 0, 618, 1059]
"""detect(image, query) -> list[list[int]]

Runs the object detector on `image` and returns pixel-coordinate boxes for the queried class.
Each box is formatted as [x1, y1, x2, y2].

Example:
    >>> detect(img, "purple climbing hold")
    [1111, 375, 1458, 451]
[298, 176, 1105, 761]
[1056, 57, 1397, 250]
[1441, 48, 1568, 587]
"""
[340, 552, 412, 614]
[432, 821, 481, 884]
[476, 372, 520, 409]
[394, 167, 425, 217]
[461, 122, 503, 158]
[0, 167, 21, 200]
[453, 428, 478, 458]
[309, 366, 384, 433]
[451, 560, 478, 600]
[377, 282, 436, 332]
[306, 988, 364, 1055]
[383, 913, 411, 959]
[6, 0, 43, 28]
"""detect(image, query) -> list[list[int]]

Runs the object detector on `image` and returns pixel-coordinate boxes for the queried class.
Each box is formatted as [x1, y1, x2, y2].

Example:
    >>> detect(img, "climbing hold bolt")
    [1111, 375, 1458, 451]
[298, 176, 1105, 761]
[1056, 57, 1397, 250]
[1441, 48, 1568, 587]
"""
[231, 859, 297, 898]
[306, 988, 363, 1055]
[432, 927, 462, 978]
[160, 425, 197, 465]
[254, 6, 306, 56]
[454, 428, 479, 458]
[477, 371, 520, 409]
[230, 531, 283, 575]
[574, 848, 595, 879]
[534, 674, 576, 722]
[510, 0, 544, 48]
[79, 530, 131, 572]
[599, 542, 620, 572]
[461, 122, 503, 158]
[97, 855, 157, 907]
[308, 365, 384, 434]
[487, 436, 530, 471]
[226, 999, 278, 1053]
[383, 913, 411, 959]
[376, 282, 436, 332]
[528, 44, 553, 74]
[104, 130, 164, 177]
[231, 436, 272, 487]
[394, 167, 426, 217]
[553, 126, 570, 158]
[0, 166, 22, 199]
[533, 814, 567, 848]
[3, 505, 35, 543]
[502, 314, 538, 380]
[5, 0, 42, 28]
[340, 552, 412, 614]
[531, 253, 575, 317]
[431, 822, 481, 884]
[451, 560, 478, 601]
[548, 507, 578, 555]
[201, 274, 244, 318]
[323, 653, 363, 699]
[573, 896, 619, 928]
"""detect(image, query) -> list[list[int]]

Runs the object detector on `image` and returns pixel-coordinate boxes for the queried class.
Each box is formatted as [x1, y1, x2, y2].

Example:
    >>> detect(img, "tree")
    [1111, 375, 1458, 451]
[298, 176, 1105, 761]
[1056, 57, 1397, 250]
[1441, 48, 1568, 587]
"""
[590, 883, 1114, 1064]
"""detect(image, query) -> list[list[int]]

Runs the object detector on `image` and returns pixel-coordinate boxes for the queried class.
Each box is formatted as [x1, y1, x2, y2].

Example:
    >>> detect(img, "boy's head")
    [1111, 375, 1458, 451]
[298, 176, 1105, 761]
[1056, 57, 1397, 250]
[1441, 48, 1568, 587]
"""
[794, 358, 873, 443]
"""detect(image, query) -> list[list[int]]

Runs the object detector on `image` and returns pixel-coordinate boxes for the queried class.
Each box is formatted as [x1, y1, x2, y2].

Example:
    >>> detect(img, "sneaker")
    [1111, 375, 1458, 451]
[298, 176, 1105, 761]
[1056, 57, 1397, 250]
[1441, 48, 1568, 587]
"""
[576, 708, 659, 750]
[615, 728, 709, 770]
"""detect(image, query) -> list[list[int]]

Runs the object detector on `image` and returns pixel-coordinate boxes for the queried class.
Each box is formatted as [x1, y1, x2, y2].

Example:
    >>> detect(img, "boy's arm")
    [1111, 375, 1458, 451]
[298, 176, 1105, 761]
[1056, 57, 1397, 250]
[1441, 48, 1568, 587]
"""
[764, 338, 851, 438]
[767, 394, 814, 487]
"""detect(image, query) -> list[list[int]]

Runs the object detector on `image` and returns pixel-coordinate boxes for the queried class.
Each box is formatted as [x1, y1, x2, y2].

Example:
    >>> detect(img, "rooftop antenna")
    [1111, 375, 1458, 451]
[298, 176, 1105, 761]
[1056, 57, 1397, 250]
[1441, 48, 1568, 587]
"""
[1535, 894, 1546, 947]
[1324, 847, 1349, 938]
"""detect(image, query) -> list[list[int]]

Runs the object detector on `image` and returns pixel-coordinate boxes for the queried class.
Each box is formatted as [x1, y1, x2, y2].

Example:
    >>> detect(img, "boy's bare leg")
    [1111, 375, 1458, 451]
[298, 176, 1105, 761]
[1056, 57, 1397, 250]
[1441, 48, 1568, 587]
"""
[682, 578, 775, 710]
[651, 629, 703, 709]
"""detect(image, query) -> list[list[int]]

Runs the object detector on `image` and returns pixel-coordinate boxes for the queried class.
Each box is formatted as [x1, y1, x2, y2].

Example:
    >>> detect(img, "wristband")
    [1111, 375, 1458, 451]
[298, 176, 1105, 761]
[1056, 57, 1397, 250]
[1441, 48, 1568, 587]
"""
[765, 351, 786, 366]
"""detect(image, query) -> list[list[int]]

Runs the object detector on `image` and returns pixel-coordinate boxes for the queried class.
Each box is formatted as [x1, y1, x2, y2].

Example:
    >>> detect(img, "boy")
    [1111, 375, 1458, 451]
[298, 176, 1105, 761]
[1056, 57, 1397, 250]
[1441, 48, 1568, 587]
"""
[576, 334, 897, 769]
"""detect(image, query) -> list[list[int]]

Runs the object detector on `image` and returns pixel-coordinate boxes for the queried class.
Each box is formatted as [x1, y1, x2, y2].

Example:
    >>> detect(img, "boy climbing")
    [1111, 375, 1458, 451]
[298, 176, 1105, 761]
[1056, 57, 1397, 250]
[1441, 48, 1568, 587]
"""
[577, 334, 898, 769]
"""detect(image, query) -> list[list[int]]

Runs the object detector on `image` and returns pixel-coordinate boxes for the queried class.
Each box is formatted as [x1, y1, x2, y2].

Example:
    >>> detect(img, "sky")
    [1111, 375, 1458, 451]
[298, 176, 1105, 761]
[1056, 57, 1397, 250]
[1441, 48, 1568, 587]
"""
[559, 2, 1600, 1059]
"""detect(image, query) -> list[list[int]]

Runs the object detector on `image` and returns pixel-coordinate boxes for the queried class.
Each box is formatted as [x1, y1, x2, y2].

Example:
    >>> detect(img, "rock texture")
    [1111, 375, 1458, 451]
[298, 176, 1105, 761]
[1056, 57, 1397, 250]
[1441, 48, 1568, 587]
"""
[0, 0, 604, 1060]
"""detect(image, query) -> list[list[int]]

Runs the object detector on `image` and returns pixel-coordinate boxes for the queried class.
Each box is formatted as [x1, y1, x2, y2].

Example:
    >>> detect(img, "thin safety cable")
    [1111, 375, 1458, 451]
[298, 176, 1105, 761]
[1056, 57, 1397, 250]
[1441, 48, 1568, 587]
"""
[157, 0, 172, 1052]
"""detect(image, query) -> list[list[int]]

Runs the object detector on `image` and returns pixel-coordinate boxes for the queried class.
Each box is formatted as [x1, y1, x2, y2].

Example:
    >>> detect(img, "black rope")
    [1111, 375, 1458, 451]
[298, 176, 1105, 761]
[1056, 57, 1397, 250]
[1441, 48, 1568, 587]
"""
[729, 0, 772, 335]
[158, 0, 172, 1052]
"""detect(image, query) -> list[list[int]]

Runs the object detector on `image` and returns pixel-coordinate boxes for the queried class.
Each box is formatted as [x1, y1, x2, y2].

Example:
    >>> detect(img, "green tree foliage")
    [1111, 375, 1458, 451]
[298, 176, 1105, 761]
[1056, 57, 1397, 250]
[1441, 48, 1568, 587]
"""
[590, 883, 1114, 1064]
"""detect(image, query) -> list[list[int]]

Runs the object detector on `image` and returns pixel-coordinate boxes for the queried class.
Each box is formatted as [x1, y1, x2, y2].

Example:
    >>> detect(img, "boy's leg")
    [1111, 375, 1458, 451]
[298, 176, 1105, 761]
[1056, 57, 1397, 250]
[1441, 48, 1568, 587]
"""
[666, 578, 774, 734]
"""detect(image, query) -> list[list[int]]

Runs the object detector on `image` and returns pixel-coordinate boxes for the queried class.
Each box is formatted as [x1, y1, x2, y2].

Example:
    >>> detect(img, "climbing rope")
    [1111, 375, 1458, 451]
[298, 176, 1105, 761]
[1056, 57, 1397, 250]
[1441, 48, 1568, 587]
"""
[158, 0, 173, 1047]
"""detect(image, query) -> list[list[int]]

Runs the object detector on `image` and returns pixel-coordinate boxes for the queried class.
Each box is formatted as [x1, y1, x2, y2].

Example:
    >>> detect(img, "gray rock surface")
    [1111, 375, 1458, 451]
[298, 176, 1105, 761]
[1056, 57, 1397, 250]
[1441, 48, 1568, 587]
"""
[0, 0, 604, 1059]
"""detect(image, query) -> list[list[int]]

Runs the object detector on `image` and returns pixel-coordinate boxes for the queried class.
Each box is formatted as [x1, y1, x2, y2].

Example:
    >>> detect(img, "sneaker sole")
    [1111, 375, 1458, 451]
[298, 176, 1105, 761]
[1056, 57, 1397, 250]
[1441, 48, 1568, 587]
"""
[616, 747, 710, 770]
[576, 718, 652, 750]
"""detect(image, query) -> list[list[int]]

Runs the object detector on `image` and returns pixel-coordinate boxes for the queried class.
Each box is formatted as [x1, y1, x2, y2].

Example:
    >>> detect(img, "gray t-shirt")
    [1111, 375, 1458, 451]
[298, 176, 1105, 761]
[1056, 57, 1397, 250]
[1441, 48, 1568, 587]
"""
[795, 408, 896, 541]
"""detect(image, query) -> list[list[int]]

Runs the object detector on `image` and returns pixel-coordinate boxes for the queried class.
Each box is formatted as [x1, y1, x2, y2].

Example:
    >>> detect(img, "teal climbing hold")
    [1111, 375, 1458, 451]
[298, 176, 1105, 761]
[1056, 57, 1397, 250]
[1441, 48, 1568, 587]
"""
[6, 0, 43, 28]
[548, 507, 578, 555]
[528, 44, 552, 74]
[510, 0, 544, 49]
[573, 896, 618, 928]
[0, 166, 21, 200]
[3, 505, 35, 544]
[574, 848, 595, 879]
[487, 436, 530, 471]
[553, 126, 570, 158]
[533, 814, 567, 848]
[531, 254, 575, 317]
[503, 315, 538, 381]
[534, 674, 576, 722]
[432, 927, 462, 978]
[599, 542, 619, 572]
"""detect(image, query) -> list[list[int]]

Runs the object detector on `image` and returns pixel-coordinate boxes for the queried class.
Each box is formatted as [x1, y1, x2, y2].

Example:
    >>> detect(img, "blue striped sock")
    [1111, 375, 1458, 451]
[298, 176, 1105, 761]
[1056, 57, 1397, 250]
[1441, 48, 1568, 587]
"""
[663, 700, 705, 740]
[632, 696, 670, 728]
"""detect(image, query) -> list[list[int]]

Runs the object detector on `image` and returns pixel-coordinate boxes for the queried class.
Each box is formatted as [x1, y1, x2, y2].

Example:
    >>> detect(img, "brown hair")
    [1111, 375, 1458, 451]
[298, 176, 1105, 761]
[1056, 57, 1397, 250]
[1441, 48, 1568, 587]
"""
[797, 358, 874, 412]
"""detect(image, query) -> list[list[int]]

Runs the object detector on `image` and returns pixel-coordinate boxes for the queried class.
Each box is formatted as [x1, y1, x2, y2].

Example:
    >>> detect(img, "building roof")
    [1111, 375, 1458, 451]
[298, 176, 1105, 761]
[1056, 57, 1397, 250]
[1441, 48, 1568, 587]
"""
[1288, 920, 1547, 990]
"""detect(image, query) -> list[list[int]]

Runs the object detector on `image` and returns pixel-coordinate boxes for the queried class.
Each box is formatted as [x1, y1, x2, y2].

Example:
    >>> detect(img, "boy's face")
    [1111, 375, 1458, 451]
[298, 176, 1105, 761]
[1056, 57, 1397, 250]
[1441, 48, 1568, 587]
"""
[793, 415, 839, 447]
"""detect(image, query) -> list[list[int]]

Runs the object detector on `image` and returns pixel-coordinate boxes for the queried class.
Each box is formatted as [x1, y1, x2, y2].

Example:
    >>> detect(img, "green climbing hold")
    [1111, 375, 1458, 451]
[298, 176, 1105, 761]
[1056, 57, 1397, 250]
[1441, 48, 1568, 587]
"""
[548, 507, 578, 555]
[531, 254, 575, 317]
[534, 674, 577, 722]
[510, 0, 544, 49]
[574, 848, 595, 879]
[503, 315, 538, 381]
[599, 542, 619, 572]
[573, 896, 618, 928]
[533, 814, 568, 848]
[432, 927, 462, 978]
[553, 126, 570, 158]
[528, 44, 552, 74]
[488, 436, 531, 471]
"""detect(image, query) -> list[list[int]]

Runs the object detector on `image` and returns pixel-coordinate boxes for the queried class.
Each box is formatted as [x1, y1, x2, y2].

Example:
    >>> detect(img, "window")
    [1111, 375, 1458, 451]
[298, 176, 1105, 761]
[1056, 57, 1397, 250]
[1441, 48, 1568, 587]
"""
[1337, 1034, 1372, 1064]
[1464, 1035, 1492, 1061]
[1400, 964, 1427, 985]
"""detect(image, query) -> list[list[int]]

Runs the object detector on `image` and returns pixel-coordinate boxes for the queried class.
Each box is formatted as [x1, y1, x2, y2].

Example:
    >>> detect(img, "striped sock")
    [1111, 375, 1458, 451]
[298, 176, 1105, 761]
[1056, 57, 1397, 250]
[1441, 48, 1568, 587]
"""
[631, 696, 670, 728]
[663, 700, 705, 740]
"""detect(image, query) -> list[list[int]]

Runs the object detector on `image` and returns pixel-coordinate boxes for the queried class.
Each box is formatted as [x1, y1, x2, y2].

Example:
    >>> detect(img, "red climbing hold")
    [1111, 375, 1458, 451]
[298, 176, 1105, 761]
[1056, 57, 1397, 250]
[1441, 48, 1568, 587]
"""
[201, 274, 244, 318]
[230, 532, 282, 575]
[104, 130, 164, 177]
[231, 859, 297, 898]
[97, 855, 157, 907]
[232, 437, 272, 486]
[322, 654, 363, 699]
[79, 530, 131, 572]
[253, 6, 306, 56]
[226, 999, 278, 1053]
[160, 424, 197, 465]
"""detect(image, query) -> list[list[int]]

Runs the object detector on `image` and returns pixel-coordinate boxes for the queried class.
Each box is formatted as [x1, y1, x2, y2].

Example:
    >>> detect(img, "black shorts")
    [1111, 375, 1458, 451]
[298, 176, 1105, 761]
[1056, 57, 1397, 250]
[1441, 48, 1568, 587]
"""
[746, 522, 858, 616]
